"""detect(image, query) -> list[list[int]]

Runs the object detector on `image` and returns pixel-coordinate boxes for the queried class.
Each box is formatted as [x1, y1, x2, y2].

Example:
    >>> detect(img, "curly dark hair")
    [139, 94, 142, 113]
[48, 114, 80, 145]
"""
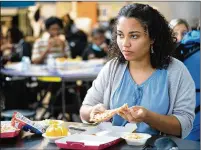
[91, 28, 105, 37]
[109, 3, 176, 69]
[45, 17, 63, 30]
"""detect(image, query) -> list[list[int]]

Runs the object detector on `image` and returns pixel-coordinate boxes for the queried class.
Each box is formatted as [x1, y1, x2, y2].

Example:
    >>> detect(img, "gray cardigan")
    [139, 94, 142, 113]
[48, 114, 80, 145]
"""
[82, 58, 195, 138]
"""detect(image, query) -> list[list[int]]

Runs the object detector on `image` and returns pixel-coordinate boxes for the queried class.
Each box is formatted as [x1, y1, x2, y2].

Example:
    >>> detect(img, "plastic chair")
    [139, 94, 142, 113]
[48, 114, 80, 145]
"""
[184, 50, 200, 141]
[2, 109, 36, 120]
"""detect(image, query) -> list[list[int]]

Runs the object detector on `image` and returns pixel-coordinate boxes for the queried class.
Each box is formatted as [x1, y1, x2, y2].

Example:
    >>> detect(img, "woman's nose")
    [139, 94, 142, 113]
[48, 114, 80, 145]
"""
[122, 37, 131, 47]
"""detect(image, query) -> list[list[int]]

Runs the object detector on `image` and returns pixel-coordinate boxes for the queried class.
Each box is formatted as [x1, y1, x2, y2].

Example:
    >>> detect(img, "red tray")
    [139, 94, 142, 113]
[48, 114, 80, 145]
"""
[0, 121, 21, 138]
[55, 134, 121, 150]
[0, 129, 20, 138]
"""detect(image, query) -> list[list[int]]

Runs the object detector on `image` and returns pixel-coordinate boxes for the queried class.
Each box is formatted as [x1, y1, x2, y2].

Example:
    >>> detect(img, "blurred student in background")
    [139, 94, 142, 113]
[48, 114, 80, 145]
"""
[32, 17, 69, 64]
[63, 13, 77, 38]
[169, 19, 190, 43]
[62, 14, 88, 58]
[82, 28, 110, 60]
[105, 18, 116, 42]
[0, 27, 32, 64]
[197, 20, 200, 30]
[0, 27, 34, 111]
[0, 32, 9, 57]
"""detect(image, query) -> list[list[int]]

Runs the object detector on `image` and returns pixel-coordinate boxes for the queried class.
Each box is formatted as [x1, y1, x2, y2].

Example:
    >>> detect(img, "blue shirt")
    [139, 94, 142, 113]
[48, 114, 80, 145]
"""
[110, 67, 170, 135]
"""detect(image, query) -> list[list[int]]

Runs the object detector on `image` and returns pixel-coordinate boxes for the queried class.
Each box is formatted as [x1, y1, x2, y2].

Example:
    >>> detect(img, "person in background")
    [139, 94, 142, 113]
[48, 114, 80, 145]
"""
[169, 19, 190, 43]
[32, 17, 69, 64]
[105, 18, 116, 41]
[0, 32, 8, 56]
[0, 27, 35, 111]
[176, 30, 200, 141]
[0, 31, 7, 67]
[82, 28, 110, 60]
[0, 27, 32, 64]
[197, 20, 200, 30]
[63, 14, 77, 38]
[0, 31, 7, 47]
[80, 3, 195, 139]
[62, 14, 88, 58]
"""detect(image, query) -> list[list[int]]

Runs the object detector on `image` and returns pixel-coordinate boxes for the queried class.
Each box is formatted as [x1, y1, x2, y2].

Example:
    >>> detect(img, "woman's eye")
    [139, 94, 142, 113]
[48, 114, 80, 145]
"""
[117, 33, 123, 38]
[131, 35, 138, 39]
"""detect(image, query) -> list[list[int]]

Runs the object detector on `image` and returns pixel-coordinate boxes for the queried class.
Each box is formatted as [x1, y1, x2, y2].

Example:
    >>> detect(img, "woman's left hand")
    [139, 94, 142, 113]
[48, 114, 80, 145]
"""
[118, 106, 149, 123]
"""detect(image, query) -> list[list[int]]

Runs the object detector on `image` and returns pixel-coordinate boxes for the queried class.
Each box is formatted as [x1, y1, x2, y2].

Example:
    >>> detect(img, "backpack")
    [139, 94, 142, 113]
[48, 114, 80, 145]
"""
[175, 30, 200, 141]
[65, 27, 88, 59]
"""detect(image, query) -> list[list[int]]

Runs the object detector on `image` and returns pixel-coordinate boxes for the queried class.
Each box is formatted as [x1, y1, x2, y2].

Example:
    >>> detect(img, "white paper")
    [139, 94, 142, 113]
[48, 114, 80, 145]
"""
[82, 122, 137, 137]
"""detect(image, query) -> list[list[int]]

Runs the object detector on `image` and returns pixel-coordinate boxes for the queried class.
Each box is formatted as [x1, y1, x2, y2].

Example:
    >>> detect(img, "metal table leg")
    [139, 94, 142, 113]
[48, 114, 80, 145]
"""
[61, 79, 67, 120]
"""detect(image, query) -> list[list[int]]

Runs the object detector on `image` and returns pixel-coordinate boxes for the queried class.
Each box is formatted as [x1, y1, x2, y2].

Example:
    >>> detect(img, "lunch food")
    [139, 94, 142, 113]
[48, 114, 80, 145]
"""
[56, 57, 67, 62]
[124, 133, 143, 140]
[0, 124, 18, 133]
[90, 104, 129, 123]
[11, 112, 46, 134]
[41, 119, 64, 127]
[45, 124, 68, 137]
[90, 109, 118, 123]
[0, 121, 21, 138]
[122, 133, 151, 146]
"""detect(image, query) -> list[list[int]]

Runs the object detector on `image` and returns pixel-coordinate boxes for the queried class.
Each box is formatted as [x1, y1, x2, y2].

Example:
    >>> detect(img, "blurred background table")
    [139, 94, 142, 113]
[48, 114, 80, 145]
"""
[0, 60, 104, 121]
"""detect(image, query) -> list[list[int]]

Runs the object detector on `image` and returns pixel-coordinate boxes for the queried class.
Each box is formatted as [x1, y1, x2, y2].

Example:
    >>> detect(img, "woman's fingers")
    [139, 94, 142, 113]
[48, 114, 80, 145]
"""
[125, 109, 136, 122]
[130, 107, 146, 122]
[118, 111, 128, 120]
[90, 104, 105, 120]
[90, 104, 146, 123]
[129, 108, 142, 122]
[119, 109, 135, 122]
[103, 115, 113, 122]
[129, 108, 138, 119]
[117, 107, 144, 123]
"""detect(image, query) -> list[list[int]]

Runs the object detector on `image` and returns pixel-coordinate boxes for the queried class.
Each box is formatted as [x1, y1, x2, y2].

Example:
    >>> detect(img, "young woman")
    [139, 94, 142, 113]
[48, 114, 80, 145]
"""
[80, 3, 195, 139]
[169, 18, 190, 43]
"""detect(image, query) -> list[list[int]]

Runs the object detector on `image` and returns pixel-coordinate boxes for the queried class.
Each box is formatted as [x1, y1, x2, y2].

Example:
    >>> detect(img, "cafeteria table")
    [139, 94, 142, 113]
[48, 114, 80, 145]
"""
[0, 122, 200, 150]
[0, 61, 103, 120]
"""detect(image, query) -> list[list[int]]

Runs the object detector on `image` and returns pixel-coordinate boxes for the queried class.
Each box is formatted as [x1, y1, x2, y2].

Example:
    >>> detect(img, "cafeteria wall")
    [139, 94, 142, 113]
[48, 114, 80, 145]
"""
[145, 2, 200, 27]
[40, 2, 200, 25]
[97, 2, 200, 27]
[1, 2, 200, 37]
[36, 1, 200, 35]
[34, 1, 201, 32]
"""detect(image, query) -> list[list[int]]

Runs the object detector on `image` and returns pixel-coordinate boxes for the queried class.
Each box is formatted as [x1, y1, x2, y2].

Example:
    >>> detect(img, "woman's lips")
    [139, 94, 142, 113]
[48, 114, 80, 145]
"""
[122, 50, 133, 55]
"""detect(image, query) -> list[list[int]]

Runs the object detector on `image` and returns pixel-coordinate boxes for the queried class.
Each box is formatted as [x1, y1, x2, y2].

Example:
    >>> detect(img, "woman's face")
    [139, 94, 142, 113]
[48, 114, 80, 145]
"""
[173, 24, 189, 43]
[117, 17, 153, 61]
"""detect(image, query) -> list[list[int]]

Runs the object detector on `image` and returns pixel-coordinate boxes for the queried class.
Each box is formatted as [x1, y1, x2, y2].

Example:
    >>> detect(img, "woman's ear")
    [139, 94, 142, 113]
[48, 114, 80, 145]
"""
[150, 39, 155, 45]
[151, 39, 155, 45]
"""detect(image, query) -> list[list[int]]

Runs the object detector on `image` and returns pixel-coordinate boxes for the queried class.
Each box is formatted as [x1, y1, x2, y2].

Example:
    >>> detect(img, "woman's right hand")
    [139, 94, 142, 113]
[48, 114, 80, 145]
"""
[118, 106, 148, 123]
[90, 104, 106, 122]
